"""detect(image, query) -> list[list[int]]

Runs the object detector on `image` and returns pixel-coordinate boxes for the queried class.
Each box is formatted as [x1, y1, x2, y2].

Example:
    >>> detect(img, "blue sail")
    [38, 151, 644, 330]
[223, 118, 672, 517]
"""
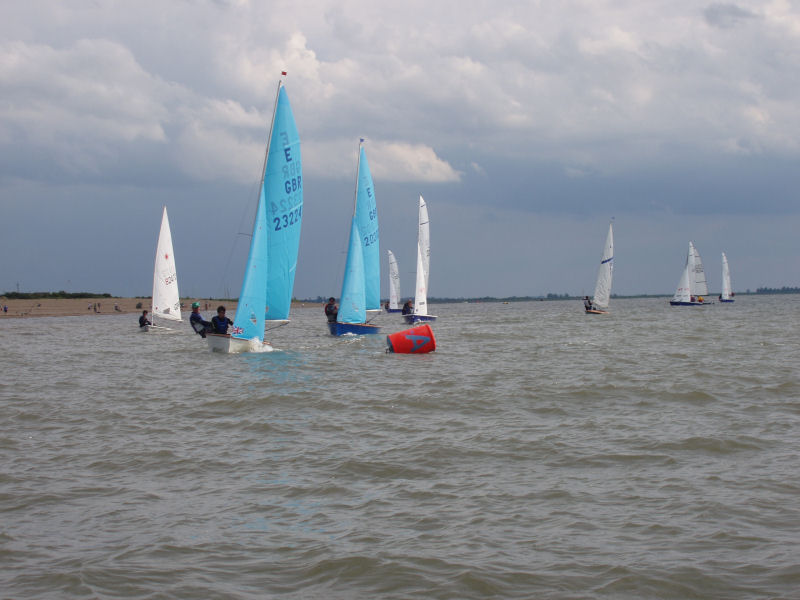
[232, 184, 268, 341]
[354, 145, 379, 310]
[265, 86, 303, 321]
[337, 217, 366, 324]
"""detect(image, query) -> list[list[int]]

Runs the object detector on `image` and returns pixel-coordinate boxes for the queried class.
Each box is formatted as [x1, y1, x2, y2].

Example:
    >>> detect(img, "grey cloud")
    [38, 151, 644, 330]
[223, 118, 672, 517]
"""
[703, 3, 759, 29]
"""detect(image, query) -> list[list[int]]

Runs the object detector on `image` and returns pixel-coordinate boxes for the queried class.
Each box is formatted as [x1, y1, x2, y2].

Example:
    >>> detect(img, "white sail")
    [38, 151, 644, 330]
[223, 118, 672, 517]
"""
[413, 195, 430, 316]
[721, 252, 732, 300]
[152, 206, 181, 322]
[690, 241, 709, 297]
[592, 223, 614, 309]
[672, 242, 693, 303]
[388, 250, 401, 310]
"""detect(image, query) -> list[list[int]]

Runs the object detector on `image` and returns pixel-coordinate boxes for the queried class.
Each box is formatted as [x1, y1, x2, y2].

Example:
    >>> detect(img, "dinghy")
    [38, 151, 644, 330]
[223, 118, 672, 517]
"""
[585, 222, 614, 314]
[144, 206, 182, 331]
[670, 241, 711, 306]
[207, 76, 303, 352]
[329, 141, 380, 335]
[404, 195, 437, 324]
[385, 250, 402, 312]
[719, 252, 735, 303]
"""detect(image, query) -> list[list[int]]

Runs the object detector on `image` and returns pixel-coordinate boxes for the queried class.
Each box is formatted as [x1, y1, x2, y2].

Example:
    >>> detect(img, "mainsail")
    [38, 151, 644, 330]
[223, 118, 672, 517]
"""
[413, 195, 431, 317]
[387, 250, 400, 310]
[354, 144, 380, 311]
[152, 206, 181, 323]
[592, 222, 614, 309]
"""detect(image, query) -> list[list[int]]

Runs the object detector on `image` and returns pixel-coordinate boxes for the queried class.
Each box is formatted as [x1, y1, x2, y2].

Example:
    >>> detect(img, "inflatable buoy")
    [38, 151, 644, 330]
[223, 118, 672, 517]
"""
[386, 323, 436, 354]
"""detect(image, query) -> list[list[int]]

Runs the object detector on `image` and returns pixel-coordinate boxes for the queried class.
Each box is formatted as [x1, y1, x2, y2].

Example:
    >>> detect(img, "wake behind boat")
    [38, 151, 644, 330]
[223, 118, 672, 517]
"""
[207, 75, 302, 352]
[404, 195, 437, 324]
[670, 241, 711, 306]
[584, 222, 614, 315]
[329, 140, 380, 336]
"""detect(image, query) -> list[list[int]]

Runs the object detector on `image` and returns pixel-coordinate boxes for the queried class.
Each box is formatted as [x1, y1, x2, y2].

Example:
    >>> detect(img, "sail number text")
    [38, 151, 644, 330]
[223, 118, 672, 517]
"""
[273, 206, 302, 231]
[363, 230, 378, 247]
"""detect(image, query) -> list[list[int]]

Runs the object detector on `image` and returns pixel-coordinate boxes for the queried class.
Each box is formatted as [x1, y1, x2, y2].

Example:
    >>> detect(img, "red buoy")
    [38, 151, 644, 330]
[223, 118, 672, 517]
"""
[386, 323, 436, 354]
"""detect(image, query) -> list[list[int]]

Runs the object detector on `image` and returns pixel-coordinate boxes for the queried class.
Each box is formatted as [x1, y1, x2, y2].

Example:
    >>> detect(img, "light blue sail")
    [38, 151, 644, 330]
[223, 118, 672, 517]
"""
[232, 184, 268, 341]
[354, 145, 379, 310]
[337, 217, 366, 324]
[265, 86, 303, 321]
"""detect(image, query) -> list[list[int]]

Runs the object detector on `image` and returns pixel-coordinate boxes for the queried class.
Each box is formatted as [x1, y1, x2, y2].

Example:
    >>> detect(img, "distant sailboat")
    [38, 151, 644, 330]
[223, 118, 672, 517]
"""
[719, 252, 734, 303]
[329, 141, 380, 336]
[670, 241, 711, 306]
[145, 206, 182, 331]
[386, 250, 402, 312]
[404, 195, 437, 324]
[207, 76, 303, 352]
[585, 222, 614, 314]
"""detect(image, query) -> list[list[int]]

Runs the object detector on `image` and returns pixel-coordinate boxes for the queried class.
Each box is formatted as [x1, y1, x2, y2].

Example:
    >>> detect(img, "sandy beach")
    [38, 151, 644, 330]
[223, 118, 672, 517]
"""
[0, 298, 318, 319]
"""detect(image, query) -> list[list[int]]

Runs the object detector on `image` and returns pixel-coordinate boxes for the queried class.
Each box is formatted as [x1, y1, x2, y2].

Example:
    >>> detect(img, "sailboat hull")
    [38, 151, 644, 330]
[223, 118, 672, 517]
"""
[385, 308, 402, 313]
[669, 301, 708, 306]
[328, 322, 381, 336]
[206, 333, 271, 353]
[719, 298, 735, 303]
[403, 314, 437, 324]
[585, 309, 608, 315]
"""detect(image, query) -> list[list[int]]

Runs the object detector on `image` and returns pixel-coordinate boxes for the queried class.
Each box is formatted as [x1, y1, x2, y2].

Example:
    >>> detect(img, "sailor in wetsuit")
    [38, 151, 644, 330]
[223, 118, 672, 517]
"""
[324, 297, 338, 323]
[139, 310, 152, 328]
[189, 302, 212, 338]
[584, 296, 593, 311]
[401, 300, 413, 315]
[211, 305, 234, 334]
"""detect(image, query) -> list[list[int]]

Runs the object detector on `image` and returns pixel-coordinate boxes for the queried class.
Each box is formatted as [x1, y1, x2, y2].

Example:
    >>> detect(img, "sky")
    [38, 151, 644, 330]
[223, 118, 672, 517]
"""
[2, 0, 799, 299]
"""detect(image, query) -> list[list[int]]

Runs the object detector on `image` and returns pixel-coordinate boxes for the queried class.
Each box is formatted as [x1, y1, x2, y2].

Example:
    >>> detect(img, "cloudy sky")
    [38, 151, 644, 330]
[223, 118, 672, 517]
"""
[2, 0, 799, 299]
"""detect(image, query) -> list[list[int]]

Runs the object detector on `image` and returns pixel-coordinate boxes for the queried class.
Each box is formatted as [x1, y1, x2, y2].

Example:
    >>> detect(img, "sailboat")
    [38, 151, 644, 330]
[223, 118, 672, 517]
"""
[386, 250, 402, 312]
[585, 222, 614, 314]
[207, 76, 303, 352]
[719, 252, 734, 303]
[670, 241, 711, 306]
[329, 140, 380, 336]
[404, 195, 437, 324]
[143, 206, 182, 331]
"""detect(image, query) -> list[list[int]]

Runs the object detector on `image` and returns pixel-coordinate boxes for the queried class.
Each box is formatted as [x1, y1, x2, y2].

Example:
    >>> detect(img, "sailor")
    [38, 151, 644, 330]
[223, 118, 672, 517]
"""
[189, 301, 212, 338]
[584, 296, 593, 311]
[139, 310, 152, 328]
[324, 297, 338, 323]
[211, 305, 234, 334]
[402, 299, 413, 315]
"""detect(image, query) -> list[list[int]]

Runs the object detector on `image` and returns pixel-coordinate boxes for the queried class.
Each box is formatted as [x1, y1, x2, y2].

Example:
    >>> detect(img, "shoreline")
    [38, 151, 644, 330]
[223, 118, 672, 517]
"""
[0, 298, 316, 319]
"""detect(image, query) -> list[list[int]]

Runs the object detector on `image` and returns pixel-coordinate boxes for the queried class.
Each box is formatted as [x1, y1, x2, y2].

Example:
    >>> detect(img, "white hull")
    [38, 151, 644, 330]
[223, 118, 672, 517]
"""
[206, 333, 271, 353]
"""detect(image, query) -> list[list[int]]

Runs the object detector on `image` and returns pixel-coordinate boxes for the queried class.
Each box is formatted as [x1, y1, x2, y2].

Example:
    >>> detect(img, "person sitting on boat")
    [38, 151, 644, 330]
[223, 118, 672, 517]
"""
[189, 302, 212, 338]
[583, 296, 593, 311]
[139, 310, 152, 328]
[402, 299, 413, 315]
[211, 305, 234, 334]
[324, 297, 338, 323]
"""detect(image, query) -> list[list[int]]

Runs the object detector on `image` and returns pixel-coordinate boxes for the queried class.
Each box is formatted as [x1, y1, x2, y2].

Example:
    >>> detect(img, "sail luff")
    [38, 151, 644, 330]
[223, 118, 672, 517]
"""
[151, 206, 181, 322]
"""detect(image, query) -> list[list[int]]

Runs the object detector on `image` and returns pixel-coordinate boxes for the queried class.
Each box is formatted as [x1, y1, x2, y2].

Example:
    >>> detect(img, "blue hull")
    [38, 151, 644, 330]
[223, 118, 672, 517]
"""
[328, 321, 381, 336]
[669, 301, 708, 306]
[719, 299, 735, 303]
[403, 314, 438, 324]
[385, 308, 402, 313]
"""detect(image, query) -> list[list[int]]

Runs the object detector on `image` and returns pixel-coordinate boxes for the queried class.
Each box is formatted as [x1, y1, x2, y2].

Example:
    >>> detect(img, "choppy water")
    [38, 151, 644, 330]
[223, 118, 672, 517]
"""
[2, 296, 800, 599]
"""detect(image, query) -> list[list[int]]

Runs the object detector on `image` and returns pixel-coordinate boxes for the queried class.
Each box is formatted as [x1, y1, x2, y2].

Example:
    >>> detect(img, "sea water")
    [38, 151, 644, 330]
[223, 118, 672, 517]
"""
[2, 296, 799, 599]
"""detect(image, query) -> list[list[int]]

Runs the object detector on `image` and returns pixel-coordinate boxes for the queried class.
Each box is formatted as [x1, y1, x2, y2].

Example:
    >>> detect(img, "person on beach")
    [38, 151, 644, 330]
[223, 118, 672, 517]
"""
[139, 310, 152, 328]
[402, 299, 413, 315]
[211, 305, 234, 334]
[189, 302, 212, 338]
[324, 297, 338, 323]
